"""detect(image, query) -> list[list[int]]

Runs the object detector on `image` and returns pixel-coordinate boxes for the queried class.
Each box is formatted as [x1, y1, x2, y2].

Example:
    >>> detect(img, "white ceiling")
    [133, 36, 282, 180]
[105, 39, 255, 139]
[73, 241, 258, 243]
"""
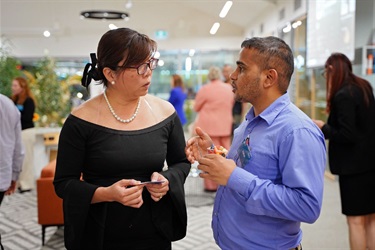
[1, 0, 277, 57]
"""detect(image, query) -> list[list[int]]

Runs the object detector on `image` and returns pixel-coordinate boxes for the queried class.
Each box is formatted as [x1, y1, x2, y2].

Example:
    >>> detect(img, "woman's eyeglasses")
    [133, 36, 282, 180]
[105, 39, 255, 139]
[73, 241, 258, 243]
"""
[121, 58, 159, 75]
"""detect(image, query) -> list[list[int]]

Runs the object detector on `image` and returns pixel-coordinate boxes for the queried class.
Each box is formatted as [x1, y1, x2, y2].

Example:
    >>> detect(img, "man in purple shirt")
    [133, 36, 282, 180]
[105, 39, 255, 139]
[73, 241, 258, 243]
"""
[185, 36, 326, 250]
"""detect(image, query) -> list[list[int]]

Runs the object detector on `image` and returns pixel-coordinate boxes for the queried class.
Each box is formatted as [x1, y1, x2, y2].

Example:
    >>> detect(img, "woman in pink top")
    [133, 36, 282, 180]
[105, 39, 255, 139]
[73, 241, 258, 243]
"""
[194, 66, 234, 191]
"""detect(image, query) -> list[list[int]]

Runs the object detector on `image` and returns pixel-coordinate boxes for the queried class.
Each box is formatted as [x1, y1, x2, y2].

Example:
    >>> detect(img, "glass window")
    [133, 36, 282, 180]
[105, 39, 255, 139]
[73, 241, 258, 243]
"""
[149, 49, 239, 100]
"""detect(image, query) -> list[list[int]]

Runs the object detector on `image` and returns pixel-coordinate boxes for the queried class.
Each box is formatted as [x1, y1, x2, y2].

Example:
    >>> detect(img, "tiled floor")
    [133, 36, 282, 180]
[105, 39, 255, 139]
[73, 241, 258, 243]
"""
[300, 176, 349, 249]
[0, 174, 349, 250]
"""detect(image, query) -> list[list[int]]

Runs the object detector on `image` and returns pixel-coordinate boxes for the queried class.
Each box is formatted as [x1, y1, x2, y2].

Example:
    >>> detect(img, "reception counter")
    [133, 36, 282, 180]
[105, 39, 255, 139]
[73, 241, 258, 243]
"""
[18, 127, 61, 190]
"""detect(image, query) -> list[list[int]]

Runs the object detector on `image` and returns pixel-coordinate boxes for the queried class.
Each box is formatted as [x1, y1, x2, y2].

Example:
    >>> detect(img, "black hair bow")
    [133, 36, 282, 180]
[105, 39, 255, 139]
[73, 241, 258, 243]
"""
[81, 53, 100, 88]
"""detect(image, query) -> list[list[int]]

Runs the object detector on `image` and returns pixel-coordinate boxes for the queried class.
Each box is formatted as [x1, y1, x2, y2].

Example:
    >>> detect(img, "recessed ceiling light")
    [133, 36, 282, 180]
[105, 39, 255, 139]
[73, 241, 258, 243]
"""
[109, 24, 118, 30]
[219, 1, 233, 18]
[43, 30, 51, 37]
[125, 0, 133, 9]
[210, 22, 220, 35]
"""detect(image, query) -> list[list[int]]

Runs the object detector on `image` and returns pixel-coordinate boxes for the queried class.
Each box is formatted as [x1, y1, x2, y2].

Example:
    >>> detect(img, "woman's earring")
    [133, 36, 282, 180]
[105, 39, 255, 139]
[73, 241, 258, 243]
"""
[111, 81, 115, 85]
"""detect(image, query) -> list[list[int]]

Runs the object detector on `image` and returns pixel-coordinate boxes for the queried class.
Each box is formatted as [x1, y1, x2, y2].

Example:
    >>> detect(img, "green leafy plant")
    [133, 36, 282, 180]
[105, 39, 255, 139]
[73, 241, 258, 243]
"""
[0, 38, 21, 97]
[1, 38, 71, 127]
[30, 57, 71, 127]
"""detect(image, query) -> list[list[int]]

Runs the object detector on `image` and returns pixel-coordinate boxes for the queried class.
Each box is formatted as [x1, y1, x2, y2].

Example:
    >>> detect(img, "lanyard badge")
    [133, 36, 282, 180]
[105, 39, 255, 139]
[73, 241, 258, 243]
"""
[236, 134, 252, 167]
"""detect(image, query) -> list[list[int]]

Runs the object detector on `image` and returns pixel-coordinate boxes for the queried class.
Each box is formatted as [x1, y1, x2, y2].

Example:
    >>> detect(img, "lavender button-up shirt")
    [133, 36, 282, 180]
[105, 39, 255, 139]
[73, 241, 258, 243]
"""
[212, 93, 326, 250]
[0, 94, 24, 192]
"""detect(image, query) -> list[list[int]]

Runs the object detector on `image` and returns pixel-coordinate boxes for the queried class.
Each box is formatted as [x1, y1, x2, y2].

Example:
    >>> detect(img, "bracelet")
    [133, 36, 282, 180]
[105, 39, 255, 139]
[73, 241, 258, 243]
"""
[207, 144, 228, 157]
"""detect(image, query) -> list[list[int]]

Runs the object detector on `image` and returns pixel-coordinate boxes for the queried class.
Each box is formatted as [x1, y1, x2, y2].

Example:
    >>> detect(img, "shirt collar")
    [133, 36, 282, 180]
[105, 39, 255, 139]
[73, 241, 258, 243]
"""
[245, 93, 291, 126]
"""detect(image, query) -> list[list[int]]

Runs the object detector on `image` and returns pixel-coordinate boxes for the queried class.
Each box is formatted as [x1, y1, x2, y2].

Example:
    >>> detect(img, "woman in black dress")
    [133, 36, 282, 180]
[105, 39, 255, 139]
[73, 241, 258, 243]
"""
[53, 28, 191, 249]
[11, 77, 35, 130]
[313, 53, 375, 250]
[11, 76, 36, 193]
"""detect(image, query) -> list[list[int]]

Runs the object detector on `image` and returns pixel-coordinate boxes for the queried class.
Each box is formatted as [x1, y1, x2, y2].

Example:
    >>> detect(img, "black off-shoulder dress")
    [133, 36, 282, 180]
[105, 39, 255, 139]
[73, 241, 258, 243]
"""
[53, 113, 191, 250]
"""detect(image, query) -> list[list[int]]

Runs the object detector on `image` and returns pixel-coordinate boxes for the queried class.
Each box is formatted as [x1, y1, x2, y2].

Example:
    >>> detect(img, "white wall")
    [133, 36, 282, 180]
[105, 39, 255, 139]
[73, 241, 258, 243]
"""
[243, 0, 307, 37]
[355, 0, 375, 47]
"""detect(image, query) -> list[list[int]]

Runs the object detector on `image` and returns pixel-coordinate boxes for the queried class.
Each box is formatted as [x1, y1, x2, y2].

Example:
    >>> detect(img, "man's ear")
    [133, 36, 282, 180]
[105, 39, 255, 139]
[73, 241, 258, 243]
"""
[103, 67, 115, 82]
[263, 69, 278, 88]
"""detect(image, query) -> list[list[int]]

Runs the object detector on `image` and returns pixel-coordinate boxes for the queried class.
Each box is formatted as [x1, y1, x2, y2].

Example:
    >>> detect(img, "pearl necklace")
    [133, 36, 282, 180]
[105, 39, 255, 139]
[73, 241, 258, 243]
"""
[103, 90, 141, 123]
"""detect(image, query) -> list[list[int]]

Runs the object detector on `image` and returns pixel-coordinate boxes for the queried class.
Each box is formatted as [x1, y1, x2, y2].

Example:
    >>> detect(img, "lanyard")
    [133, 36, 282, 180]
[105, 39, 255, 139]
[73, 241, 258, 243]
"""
[234, 118, 260, 167]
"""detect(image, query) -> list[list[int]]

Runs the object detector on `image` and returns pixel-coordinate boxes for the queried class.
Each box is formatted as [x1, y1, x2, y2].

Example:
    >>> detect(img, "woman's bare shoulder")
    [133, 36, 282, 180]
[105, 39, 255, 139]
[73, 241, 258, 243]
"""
[71, 95, 102, 122]
[145, 94, 175, 118]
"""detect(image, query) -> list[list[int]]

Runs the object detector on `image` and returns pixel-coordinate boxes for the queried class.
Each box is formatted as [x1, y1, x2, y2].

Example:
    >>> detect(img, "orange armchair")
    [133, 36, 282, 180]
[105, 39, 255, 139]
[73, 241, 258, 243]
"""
[36, 159, 64, 246]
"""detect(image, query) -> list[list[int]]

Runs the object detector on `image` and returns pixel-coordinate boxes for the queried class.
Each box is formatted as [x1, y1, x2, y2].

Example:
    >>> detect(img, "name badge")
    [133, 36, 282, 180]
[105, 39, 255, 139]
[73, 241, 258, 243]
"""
[236, 135, 251, 167]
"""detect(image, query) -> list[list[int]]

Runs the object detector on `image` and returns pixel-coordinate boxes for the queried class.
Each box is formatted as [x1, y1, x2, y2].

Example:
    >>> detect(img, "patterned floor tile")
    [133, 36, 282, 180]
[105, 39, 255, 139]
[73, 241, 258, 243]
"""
[0, 176, 218, 250]
[1, 174, 350, 249]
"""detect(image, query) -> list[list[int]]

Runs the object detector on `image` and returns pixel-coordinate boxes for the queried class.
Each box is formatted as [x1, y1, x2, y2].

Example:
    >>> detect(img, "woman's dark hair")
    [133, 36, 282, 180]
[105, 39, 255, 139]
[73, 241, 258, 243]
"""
[325, 53, 373, 113]
[241, 36, 294, 93]
[82, 28, 157, 87]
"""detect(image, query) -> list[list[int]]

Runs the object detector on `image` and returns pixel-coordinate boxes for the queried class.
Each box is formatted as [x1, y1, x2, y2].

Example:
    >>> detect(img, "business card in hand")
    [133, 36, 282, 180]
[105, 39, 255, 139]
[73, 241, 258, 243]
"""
[136, 180, 165, 185]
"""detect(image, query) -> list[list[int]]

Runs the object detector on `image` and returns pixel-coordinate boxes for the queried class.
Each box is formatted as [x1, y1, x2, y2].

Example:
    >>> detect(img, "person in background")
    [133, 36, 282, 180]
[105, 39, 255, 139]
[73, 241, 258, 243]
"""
[11, 77, 35, 130]
[222, 64, 246, 134]
[168, 74, 187, 126]
[0, 93, 25, 250]
[11, 76, 36, 193]
[313, 53, 375, 250]
[186, 36, 326, 249]
[53, 27, 190, 250]
[187, 87, 196, 100]
[193, 66, 234, 192]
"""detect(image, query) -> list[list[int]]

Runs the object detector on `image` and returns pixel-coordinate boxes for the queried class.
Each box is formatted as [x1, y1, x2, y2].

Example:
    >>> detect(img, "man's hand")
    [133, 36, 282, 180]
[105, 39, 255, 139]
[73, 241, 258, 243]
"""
[185, 127, 213, 163]
[5, 181, 16, 195]
[312, 119, 325, 129]
[197, 154, 236, 186]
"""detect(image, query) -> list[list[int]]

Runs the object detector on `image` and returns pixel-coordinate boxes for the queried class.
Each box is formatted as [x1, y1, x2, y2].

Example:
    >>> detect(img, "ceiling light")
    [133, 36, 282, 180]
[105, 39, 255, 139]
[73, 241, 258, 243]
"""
[210, 22, 220, 35]
[43, 30, 51, 37]
[125, 0, 133, 9]
[80, 10, 129, 20]
[109, 24, 118, 30]
[219, 1, 233, 18]
[292, 20, 302, 29]
[282, 23, 292, 33]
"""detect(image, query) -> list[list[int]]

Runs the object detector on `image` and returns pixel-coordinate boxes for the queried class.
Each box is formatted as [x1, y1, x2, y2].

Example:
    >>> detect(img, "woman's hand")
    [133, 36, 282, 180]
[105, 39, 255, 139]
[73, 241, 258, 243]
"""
[145, 172, 169, 202]
[92, 179, 144, 208]
[312, 119, 325, 129]
[185, 127, 213, 163]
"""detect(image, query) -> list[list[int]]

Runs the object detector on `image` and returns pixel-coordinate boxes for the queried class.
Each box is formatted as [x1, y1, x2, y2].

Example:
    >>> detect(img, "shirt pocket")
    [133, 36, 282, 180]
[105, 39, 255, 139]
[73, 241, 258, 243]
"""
[245, 151, 280, 181]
